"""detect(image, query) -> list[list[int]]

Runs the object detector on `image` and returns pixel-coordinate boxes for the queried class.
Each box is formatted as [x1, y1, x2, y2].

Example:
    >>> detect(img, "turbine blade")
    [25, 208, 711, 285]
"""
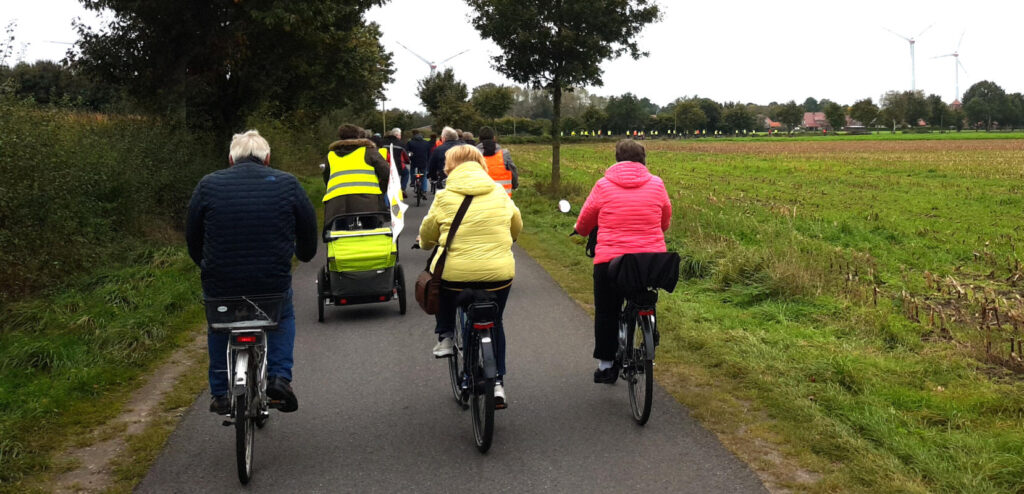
[957, 59, 967, 75]
[397, 41, 434, 67]
[917, 23, 934, 38]
[438, 49, 470, 65]
[956, 30, 966, 51]
[883, 27, 911, 42]
[932, 53, 955, 59]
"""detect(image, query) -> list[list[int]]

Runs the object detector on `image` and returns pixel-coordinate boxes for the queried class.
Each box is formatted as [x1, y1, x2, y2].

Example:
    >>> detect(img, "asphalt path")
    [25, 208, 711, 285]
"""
[138, 194, 766, 493]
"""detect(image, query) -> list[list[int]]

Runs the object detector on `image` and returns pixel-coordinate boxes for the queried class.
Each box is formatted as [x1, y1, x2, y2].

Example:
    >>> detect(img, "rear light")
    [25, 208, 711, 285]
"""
[235, 335, 258, 344]
[638, 310, 655, 316]
[473, 322, 495, 330]
[379, 295, 387, 301]
[339, 298, 347, 305]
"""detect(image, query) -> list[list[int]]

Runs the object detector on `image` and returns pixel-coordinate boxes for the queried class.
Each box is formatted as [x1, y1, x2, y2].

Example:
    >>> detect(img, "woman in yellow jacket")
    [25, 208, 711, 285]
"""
[419, 145, 522, 408]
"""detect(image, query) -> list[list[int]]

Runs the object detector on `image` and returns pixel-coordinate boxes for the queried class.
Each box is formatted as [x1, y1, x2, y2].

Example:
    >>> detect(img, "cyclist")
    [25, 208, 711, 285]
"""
[573, 139, 672, 384]
[476, 126, 518, 197]
[322, 124, 391, 230]
[382, 127, 410, 194]
[186, 130, 318, 414]
[406, 129, 432, 198]
[419, 145, 522, 408]
[426, 126, 465, 187]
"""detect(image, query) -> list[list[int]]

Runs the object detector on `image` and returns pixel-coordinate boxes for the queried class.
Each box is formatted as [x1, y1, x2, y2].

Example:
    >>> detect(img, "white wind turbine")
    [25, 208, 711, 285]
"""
[933, 31, 968, 102]
[397, 42, 469, 77]
[884, 24, 934, 91]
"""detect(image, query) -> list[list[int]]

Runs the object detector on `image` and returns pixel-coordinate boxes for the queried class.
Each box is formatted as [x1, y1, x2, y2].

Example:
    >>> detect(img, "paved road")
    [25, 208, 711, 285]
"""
[139, 197, 766, 493]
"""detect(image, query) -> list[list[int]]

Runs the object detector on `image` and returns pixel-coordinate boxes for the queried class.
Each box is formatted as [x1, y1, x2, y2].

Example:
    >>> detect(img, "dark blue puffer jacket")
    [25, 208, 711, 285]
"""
[186, 159, 318, 297]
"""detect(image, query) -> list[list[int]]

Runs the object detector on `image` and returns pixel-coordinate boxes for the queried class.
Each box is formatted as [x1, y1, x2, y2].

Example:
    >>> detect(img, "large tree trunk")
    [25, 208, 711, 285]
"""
[550, 85, 562, 191]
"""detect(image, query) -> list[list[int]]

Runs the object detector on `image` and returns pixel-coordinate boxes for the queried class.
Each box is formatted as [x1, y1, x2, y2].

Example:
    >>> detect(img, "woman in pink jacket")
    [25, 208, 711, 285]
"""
[574, 139, 672, 383]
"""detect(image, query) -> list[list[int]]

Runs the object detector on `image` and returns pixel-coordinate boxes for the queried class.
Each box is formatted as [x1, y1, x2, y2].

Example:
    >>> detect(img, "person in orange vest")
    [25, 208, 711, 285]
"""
[476, 126, 518, 197]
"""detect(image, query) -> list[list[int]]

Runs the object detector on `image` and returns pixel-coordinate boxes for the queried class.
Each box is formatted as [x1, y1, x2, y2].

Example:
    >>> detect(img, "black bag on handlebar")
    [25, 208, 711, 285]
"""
[608, 252, 681, 295]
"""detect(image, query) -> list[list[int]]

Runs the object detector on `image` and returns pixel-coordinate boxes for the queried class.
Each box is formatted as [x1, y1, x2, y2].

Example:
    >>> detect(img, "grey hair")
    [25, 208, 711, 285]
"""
[462, 131, 474, 140]
[441, 126, 459, 142]
[229, 129, 271, 163]
[390, 127, 402, 137]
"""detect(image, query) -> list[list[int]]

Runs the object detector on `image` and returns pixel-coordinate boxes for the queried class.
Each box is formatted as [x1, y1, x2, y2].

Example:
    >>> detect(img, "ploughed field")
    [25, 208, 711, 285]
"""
[510, 138, 1024, 493]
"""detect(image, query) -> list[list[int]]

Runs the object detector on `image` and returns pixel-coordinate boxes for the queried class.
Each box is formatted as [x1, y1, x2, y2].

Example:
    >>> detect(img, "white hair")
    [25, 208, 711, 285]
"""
[390, 127, 402, 137]
[229, 129, 271, 163]
[441, 126, 459, 142]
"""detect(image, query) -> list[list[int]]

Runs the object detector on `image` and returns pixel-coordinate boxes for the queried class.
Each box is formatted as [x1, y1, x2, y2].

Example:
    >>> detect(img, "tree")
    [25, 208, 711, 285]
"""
[72, 0, 392, 131]
[605, 93, 650, 133]
[467, 0, 660, 189]
[694, 98, 723, 132]
[579, 105, 609, 132]
[849, 98, 879, 129]
[417, 68, 472, 128]
[470, 83, 514, 121]
[803, 97, 820, 112]
[962, 80, 1007, 130]
[776, 100, 804, 133]
[673, 101, 706, 135]
[925, 94, 951, 129]
[903, 91, 928, 126]
[720, 104, 756, 134]
[822, 101, 846, 133]
[1006, 93, 1024, 130]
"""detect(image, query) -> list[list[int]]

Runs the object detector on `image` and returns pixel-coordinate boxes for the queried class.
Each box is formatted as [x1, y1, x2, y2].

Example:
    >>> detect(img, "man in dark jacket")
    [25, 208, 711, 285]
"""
[426, 126, 465, 184]
[322, 124, 391, 230]
[382, 127, 410, 193]
[405, 129, 432, 198]
[186, 129, 318, 415]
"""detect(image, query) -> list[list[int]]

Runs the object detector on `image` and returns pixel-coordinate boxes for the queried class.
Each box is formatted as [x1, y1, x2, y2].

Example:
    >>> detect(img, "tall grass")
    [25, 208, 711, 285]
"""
[510, 139, 1024, 492]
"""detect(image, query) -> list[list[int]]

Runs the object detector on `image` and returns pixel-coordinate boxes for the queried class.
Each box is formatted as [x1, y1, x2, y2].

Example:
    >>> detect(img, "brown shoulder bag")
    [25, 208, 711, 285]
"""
[414, 196, 473, 314]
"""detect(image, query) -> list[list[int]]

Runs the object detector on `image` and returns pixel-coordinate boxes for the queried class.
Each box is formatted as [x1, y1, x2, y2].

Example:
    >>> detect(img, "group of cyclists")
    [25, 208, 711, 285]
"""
[185, 124, 671, 416]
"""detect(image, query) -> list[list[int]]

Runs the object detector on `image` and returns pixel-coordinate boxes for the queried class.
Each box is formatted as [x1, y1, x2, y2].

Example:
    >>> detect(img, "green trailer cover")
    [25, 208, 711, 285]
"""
[326, 227, 397, 272]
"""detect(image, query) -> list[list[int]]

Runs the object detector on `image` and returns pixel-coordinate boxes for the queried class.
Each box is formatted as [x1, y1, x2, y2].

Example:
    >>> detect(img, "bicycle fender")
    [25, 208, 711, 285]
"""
[233, 351, 249, 396]
[479, 330, 498, 379]
[640, 315, 656, 361]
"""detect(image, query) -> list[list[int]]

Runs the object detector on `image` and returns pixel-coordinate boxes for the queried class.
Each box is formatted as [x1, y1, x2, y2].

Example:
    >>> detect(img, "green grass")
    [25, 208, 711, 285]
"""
[509, 139, 1024, 493]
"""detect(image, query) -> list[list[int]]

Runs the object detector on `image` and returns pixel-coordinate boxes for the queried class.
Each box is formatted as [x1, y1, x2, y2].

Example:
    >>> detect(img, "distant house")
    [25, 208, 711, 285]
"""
[764, 117, 783, 130]
[802, 112, 828, 131]
[845, 116, 864, 129]
[951, 99, 963, 111]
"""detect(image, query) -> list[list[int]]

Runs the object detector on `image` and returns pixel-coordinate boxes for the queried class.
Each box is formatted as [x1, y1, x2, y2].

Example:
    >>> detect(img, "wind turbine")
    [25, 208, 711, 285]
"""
[884, 24, 933, 91]
[396, 41, 469, 76]
[933, 31, 968, 102]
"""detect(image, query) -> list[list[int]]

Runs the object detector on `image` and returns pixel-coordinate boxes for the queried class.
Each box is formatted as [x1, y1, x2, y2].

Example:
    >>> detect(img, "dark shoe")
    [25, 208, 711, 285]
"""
[210, 394, 230, 415]
[593, 363, 620, 384]
[267, 376, 298, 413]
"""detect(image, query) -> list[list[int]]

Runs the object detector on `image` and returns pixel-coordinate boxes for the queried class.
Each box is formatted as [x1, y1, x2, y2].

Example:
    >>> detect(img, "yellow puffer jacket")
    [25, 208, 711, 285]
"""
[419, 161, 523, 283]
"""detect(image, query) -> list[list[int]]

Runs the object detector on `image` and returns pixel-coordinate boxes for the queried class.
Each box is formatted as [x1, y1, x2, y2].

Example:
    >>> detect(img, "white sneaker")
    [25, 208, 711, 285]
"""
[433, 337, 454, 358]
[494, 382, 507, 409]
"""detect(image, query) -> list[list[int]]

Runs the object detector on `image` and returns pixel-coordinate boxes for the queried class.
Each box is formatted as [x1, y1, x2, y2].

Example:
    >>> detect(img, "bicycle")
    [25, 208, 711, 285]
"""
[429, 175, 446, 195]
[204, 293, 287, 484]
[412, 171, 427, 207]
[571, 228, 679, 425]
[446, 289, 500, 452]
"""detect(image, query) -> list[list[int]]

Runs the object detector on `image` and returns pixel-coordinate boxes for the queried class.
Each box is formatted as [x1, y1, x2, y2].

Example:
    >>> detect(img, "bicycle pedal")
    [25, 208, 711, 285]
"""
[269, 399, 284, 409]
[222, 420, 233, 426]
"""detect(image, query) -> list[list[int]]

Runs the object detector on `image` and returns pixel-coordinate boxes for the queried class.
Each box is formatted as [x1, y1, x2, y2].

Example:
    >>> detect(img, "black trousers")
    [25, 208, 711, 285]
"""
[593, 262, 623, 361]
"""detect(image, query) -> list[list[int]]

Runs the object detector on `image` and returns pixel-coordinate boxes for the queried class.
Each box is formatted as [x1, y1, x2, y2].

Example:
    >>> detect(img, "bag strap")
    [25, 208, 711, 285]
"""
[431, 195, 474, 280]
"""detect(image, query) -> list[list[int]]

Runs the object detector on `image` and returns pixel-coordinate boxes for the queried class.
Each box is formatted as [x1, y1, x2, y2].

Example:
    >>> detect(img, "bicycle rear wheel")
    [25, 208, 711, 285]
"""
[447, 308, 466, 407]
[235, 353, 256, 483]
[627, 316, 654, 425]
[470, 336, 495, 453]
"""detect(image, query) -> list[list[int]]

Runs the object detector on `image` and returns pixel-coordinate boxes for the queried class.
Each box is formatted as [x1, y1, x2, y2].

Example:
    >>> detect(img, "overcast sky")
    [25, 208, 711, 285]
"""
[5, 0, 1023, 111]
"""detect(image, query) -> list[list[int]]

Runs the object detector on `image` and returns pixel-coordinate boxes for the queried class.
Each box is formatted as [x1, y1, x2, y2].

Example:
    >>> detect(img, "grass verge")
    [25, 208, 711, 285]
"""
[510, 139, 1024, 493]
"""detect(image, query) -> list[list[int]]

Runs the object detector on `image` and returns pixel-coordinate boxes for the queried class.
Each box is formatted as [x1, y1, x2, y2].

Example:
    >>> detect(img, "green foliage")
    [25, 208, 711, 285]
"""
[470, 83, 514, 121]
[803, 96, 820, 112]
[775, 100, 803, 132]
[849, 98, 879, 128]
[605, 92, 654, 133]
[963, 80, 1007, 130]
[416, 68, 479, 129]
[720, 104, 756, 133]
[0, 101, 215, 303]
[72, 0, 392, 130]
[673, 101, 707, 133]
[822, 100, 846, 131]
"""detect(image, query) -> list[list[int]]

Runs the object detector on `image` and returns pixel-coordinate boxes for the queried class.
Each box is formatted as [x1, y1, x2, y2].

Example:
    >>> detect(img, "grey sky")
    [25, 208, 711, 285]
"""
[6, 0, 1023, 111]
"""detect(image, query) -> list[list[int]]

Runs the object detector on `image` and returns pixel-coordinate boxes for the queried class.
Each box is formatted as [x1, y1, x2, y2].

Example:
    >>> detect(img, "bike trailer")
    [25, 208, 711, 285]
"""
[325, 226, 397, 296]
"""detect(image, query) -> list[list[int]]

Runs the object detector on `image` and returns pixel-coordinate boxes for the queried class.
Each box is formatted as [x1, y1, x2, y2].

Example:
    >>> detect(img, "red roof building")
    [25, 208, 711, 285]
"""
[802, 112, 827, 130]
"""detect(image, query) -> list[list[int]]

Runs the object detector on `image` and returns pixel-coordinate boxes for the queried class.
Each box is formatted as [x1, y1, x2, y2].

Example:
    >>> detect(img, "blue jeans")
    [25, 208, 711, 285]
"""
[207, 290, 295, 397]
[435, 286, 510, 377]
[413, 167, 429, 193]
[400, 168, 410, 191]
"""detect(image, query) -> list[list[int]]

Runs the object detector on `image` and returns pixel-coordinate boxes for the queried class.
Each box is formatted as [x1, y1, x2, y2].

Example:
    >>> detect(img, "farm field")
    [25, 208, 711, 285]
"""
[510, 138, 1024, 493]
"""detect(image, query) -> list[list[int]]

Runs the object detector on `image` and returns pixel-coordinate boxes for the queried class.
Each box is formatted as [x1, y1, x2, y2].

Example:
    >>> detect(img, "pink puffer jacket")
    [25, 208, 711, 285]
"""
[574, 161, 672, 264]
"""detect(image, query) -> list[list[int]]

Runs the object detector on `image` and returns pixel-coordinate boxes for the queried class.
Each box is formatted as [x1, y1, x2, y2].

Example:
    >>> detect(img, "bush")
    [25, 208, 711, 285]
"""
[0, 100, 216, 304]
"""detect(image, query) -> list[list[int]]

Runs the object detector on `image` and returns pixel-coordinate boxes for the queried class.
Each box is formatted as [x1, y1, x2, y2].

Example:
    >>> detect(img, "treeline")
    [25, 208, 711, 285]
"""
[414, 66, 1023, 135]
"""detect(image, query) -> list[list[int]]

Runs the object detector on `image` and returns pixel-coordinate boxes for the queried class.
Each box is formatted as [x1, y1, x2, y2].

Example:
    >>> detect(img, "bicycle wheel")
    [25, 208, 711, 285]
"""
[235, 354, 256, 484]
[627, 315, 654, 425]
[416, 185, 422, 207]
[470, 337, 495, 453]
[395, 265, 407, 315]
[447, 308, 466, 407]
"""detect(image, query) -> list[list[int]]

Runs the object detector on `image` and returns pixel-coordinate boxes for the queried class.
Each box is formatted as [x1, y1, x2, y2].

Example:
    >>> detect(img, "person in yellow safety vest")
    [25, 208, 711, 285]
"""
[322, 124, 391, 232]
[476, 126, 518, 197]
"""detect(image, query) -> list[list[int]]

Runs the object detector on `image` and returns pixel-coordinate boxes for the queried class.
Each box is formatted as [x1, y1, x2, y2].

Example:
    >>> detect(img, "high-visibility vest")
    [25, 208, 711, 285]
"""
[322, 147, 382, 202]
[484, 152, 512, 197]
